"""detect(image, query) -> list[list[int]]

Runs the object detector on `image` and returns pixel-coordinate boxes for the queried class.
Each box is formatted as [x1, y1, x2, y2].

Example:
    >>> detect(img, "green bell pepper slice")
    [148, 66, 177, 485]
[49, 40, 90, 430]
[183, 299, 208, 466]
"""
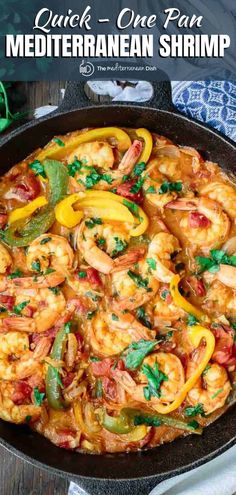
[3, 159, 68, 247]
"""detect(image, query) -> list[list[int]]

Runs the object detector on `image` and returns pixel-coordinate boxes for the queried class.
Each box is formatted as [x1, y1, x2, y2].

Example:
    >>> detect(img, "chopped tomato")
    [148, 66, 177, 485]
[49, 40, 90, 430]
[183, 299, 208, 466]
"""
[12, 380, 32, 405]
[77, 268, 102, 286]
[91, 358, 114, 377]
[12, 173, 40, 201]
[212, 325, 235, 366]
[189, 212, 211, 229]
[185, 276, 206, 297]
[0, 294, 15, 310]
[117, 179, 144, 205]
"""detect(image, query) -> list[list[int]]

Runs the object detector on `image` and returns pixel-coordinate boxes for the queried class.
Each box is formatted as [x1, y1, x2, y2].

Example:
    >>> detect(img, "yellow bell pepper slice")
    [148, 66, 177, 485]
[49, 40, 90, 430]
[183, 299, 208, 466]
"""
[36, 128, 132, 161]
[170, 274, 206, 321]
[77, 198, 134, 224]
[136, 128, 153, 163]
[8, 196, 48, 225]
[75, 190, 149, 237]
[55, 193, 84, 228]
[153, 324, 215, 414]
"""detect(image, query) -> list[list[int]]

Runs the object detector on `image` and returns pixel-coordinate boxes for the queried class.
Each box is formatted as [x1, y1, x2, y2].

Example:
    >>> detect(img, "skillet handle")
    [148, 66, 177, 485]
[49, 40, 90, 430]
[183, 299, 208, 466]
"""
[58, 75, 174, 113]
[69, 476, 162, 495]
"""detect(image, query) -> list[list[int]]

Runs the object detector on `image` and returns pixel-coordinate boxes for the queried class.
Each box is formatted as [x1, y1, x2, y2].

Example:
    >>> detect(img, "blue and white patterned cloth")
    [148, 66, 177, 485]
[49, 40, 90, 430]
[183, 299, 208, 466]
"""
[172, 80, 236, 142]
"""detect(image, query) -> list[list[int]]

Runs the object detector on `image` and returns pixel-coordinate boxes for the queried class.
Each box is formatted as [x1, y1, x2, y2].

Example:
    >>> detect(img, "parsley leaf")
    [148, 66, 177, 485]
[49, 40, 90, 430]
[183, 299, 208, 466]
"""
[146, 185, 156, 194]
[85, 218, 103, 229]
[40, 237, 52, 245]
[196, 249, 236, 274]
[136, 307, 152, 329]
[111, 313, 119, 321]
[142, 361, 168, 401]
[184, 403, 205, 417]
[49, 287, 60, 295]
[160, 289, 170, 301]
[67, 159, 82, 177]
[53, 137, 65, 147]
[78, 271, 87, 278]
[13, 300, 30, 315]
[132, 162, 146, 177]
[187, 314, 199, 326]
[159, 181, 182, 195]
[123, 339, 157, 370]
[33, 387, 45, 406]
[112, 237, 127, 257]
[95, 378, 103, 398]
[127, 270, 151, 291]
[31, 260, 41, 273]
[187, 420, 200, 430]
[130, 176, 146, 194]
[147, 258, 157, 271]
[134, 414, 162, 427]
[29, 160, 46, 178]
[7, 269, 22, 279]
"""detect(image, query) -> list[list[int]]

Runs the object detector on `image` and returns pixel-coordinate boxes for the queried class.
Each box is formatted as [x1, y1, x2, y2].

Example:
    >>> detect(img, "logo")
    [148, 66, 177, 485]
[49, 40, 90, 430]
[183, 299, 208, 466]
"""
[79, 60, 95, 77]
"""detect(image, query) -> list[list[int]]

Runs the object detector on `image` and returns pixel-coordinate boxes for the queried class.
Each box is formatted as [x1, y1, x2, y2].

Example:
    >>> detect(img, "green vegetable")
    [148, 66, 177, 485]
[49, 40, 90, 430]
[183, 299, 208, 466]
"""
[159, 181, 182, 195]
[29, 160, 46, 178]
[68, 159, 82, 177]
[101, 407, 202, 435]
[147, 258, 157, 271]
[95, 378, 103, 398]
[211, 388, 223, 399]
[40, 237, 52, 245]
[160, 289, 170, 301]
[82, 167, 113, 189]
[130, 176, 146, 194]
[136, 307, 152, 329]
[123, 339, 157, 370]
[33, 387, 45, 406]
[90, 356, 101, 362]
[87, 310, 96, 320]
[85, 218, 103, 229]
[97, 238, 105, 246]
[49, 287, 60, 295]
[132, 162, 146, 177]
[53, 137, 65, 147]
[184, 403, 205, 417]
[13, 300, 30, 315]
[146, 186, 156, 194]
[25, 415, 32, 423]
[7, 269, 23, 279]
[196, 249, 236, 274]
[127, 270, 151, 291]
[4, 160, 68, 247]
[111, 313, 119, 321]
[78, 271, 87, 278]
[31, 260, 41, 273]
[122, 199, 140, 219]
[112, 237, 127, 257]
[187, 314, 199, 326]
[45, 322, 71, 410]
[142, 361, 168, 401]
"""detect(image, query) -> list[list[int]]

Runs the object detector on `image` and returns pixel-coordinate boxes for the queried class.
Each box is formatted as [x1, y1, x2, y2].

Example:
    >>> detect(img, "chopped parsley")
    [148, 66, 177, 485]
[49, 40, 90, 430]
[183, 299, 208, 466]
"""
[13, 300, 30, 315]
[85, 218, 103, 229]
[122, 199, 140, 219]
[122, 174, 130, 183]
[90, 356, 101, 362]
[159, 181, 182, 195]
[64, 322, 72, 334]
[97, 238, 105, 247]
[78, 271, 87, 278]
[196, 249, 236, 274]
[187, 314, 199, 326]
[7, 269, 23, 279]
[184, 403, 205, 417]
[111, 313, 119, 321]
[132, 162, 146, 177]
[28, 160, 46, 178]
[187, 420, 200, 430]
[134, 414, 162, 427]
[40, 237, 52, 245]
[130, 176, 146, 194]
[44, 268, 56, 275]
[127, 270, 151, 291]
[111, 237, 127, 257]
[160, 289, 170, 301]
[147, 258, 157, 271]
[123, 339, 157, 370]
[83, 167, 113, 188]
[136, 307, 152, 329]
[142, 360, 168, 401]
[202, 364, 211, 376]
[49, 287, 60, 295]
[33, 387, 45, 406]
[53, 137, 65, 147]
[67, 159, 82, 177]
[0, 306, 6, 313]
[31, 260, 41, 273]
[146, 185, 156, 194]
[25, 415, 32, 423]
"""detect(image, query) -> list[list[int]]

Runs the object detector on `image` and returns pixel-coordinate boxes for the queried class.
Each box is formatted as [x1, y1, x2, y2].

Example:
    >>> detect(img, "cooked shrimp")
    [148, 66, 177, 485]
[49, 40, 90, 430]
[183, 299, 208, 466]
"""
[216, 265, 236, 289]
[166, 197, 230, 251]
[0, 242, 12, 273]
[146, 232, 181, 283]
[0, 271, 65, 292]
[89, 311, 156, 356]
[203, 280, 236, 318]
[200, 181, 236, 220]
[69, 140, 142, 192]
[77, 220, 130, 274]
[0, 333, 51, 380]
[2, 288, 66, 332]
[0, 380, 41, 423]
[143, 160, 178, 209]
[26, 234, 74, 274]
[152, 286, 185, 325]
[187, 353, 231, 414]
[67, 141, 115, 169]
[130, 352, 185, 406]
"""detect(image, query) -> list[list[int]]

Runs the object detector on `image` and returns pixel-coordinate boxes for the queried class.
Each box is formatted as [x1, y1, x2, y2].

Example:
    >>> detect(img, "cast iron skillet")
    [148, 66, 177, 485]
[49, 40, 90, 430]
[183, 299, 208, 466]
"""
[0, 78, 235, 495]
